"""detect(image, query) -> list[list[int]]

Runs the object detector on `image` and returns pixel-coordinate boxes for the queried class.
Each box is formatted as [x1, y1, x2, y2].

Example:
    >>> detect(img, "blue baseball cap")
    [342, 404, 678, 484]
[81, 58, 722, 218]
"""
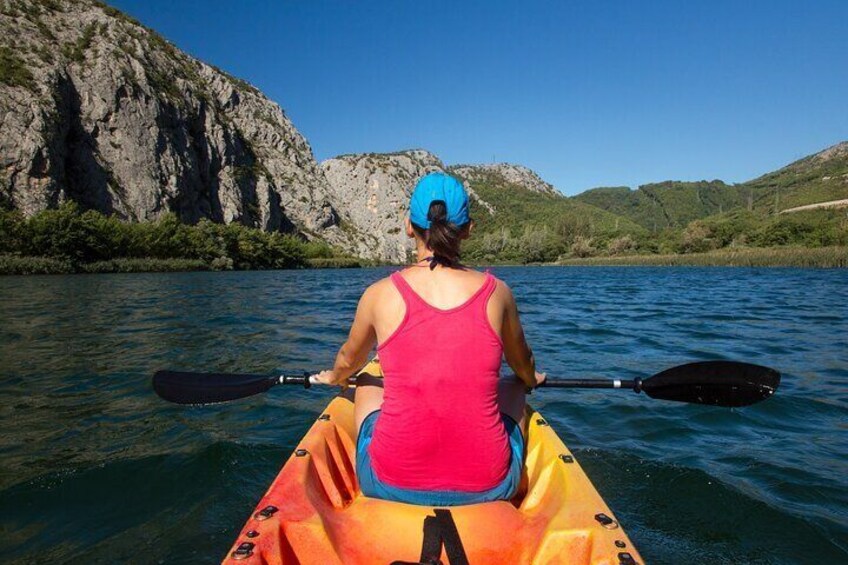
[409, 172, 470, 229]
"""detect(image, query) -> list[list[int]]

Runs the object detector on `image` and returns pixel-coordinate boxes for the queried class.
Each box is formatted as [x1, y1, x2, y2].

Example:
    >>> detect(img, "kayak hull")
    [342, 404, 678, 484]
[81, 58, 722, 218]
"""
[223, 363, 643, 564]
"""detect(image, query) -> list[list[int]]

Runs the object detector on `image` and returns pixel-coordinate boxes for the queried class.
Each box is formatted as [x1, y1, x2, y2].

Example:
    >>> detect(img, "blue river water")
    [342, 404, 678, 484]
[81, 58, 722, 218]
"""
[0, 267, 846, 563]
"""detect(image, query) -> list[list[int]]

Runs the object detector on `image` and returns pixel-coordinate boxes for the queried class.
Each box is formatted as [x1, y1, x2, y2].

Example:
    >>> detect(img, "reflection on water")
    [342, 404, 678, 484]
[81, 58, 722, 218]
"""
[1, 267, 846, 563]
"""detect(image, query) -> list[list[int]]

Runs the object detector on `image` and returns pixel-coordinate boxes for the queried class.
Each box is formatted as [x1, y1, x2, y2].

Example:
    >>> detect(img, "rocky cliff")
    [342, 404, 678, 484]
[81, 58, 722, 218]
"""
[0, 0, 358, 249]
[321, 150, 500, 262]
[450, 163, 559, 196]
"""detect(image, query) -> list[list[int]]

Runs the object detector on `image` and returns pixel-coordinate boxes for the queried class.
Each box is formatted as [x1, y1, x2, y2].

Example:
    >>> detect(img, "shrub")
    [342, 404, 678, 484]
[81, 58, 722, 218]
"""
[517, 226, 553, 263]
[679, 221, 714, 253]
[210, 256, 234, 271]
[0, 254, 73, 275]
[302, 240, 335, 259]
[607, 235, 637, 255]
[571, 236, 597, 258]
[0, 209, 29, 253]
[0, 46, 35, 90]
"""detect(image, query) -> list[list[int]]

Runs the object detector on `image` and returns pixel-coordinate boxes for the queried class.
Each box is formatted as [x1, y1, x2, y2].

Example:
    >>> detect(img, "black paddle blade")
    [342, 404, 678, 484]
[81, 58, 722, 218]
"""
[642, 361, 780, 407]
[153, 371, 278, 405]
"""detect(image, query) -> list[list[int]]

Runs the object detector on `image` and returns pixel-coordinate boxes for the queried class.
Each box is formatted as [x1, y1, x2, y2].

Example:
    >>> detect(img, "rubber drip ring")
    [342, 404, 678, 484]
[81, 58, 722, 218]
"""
[594, 512, 620, 530]
[232, 542, 255, 560]
[254, 505, 278, 521]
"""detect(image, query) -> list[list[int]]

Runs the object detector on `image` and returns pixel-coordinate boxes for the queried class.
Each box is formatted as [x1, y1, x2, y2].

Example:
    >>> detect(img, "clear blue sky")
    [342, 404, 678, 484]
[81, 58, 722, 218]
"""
[108, 0, 847, 195]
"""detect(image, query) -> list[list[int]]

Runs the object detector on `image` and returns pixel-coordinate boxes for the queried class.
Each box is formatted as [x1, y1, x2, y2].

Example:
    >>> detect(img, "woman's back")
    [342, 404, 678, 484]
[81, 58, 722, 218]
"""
[312, 172, 540, 505]
[368, 268, 510, 491]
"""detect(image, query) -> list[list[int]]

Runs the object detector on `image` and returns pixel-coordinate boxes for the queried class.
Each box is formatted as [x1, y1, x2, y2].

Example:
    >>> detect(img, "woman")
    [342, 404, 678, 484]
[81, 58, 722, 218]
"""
[312, 172, 544, 506]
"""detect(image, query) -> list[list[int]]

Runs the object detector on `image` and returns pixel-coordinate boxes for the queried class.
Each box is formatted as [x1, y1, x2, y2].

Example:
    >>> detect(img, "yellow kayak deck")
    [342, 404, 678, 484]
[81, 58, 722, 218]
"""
[223, 363, 643, 564]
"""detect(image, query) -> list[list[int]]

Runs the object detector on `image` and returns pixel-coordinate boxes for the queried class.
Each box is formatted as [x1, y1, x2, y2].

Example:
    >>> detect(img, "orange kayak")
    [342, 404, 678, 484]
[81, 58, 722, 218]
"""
[223, 361, 643, 564]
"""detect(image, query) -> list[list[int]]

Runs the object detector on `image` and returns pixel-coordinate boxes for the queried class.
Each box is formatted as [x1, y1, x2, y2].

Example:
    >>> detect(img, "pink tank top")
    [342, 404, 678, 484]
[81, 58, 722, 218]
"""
[368, 270, 508, 492]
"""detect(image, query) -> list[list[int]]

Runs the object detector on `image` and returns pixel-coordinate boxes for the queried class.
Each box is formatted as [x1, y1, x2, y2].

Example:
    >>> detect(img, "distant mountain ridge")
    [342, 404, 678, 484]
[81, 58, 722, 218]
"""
[573, 181, 746, 230]
[743, 141, 848, 213]
[0, 0, 844, 264]
[321, 152, 569, 262]
[572, 142, 848, 230]
[450, 163, 559, 196]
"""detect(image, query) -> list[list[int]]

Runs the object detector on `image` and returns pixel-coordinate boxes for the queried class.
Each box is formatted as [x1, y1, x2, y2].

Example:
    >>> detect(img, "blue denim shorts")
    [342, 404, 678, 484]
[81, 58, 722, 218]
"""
[356, 410, 524, 506]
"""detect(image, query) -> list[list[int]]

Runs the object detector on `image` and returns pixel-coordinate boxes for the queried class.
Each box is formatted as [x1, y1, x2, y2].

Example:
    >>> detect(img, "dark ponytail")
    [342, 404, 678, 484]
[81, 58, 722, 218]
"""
[411, 200, 467, 269]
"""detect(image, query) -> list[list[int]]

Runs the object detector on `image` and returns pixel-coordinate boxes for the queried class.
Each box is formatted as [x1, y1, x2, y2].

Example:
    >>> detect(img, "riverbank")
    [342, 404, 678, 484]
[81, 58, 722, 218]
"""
[0, 255, 368, 275]
[4, 246, 846, 275]
[555, 246, 848, 268]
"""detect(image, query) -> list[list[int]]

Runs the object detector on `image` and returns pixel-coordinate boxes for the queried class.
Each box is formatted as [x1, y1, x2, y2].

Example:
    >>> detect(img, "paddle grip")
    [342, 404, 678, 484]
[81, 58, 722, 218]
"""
[279, 374, 312, 389]
[540, 378, 640, 391]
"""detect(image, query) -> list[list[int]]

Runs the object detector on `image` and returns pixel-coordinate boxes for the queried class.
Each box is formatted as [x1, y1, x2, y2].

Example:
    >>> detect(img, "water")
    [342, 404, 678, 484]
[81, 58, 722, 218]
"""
[1, 267, 846, 564]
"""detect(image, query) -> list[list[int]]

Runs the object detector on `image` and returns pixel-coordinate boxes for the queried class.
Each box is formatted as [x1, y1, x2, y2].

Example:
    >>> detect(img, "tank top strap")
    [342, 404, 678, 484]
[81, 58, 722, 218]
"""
[390, 270, 496, 314]
[389, 271, 426, 312]
[475, 271, 498, 313]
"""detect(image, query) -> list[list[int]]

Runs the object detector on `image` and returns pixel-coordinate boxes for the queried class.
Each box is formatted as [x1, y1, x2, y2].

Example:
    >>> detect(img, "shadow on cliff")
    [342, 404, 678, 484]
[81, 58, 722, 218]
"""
[51, 72, 126, 217]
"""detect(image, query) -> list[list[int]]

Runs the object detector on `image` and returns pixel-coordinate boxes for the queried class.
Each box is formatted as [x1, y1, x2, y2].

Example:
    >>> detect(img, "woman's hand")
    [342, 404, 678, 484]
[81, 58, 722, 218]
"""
[520, 370, 547, 393]
[310, 369, 344, 386]
[534, 371, 547, 387]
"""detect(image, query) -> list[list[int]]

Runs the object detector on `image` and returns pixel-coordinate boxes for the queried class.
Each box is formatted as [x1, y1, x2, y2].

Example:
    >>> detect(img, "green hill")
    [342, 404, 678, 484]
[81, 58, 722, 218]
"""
[573, 142, 848, 229]
[745, 142, 848, 213]
[448, 167, 645, 263]
[573, 181, 745, 231]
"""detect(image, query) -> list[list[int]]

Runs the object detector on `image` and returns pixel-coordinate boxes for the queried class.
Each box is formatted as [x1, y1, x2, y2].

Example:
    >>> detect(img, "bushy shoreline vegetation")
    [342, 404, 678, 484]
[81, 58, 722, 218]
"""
[0, 203, 360, 275]
[555, 246, 847, 268]
[460, 174, 847, 266]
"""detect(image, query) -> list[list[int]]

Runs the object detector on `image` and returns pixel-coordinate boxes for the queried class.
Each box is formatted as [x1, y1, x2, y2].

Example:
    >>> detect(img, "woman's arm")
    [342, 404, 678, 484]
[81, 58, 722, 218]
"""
[499, 282, 544, 389]
[312, 284, 379, 386]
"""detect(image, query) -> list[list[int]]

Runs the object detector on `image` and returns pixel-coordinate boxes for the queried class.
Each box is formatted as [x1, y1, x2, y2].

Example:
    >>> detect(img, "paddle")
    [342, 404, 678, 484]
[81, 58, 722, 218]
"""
[153, 360, 779, 407]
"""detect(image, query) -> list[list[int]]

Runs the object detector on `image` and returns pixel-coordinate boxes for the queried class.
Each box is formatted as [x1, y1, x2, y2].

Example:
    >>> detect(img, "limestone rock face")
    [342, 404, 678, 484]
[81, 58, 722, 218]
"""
[321, 150, 497, 263]
[0, 0, 352, 248]
[320, 150, 444, 262]
[450, 163, 560, 196]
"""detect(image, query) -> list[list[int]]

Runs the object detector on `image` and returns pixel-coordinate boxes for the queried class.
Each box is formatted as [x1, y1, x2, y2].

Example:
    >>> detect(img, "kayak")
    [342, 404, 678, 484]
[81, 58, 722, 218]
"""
[223, 360, 643, 564]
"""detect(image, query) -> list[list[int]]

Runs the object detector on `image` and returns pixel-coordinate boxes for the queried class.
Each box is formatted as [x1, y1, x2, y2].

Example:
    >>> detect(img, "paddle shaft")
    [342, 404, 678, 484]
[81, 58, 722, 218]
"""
[539, 378, 641, 391]
[154, 361, 779, 407]
[275, 374, 643, 392]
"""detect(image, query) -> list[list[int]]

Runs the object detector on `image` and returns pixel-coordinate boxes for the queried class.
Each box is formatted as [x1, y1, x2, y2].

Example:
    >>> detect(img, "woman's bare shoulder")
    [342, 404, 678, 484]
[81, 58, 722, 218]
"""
[490, 276, 516, 306]
[362, 275, 395, 300]
[359, 275, 404, 310]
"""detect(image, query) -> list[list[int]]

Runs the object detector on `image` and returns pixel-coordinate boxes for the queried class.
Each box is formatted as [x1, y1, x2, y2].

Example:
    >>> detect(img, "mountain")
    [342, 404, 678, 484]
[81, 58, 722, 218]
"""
[450, 163, 559, 196]
[574, 181, 745, 231]
[0, 0, 360, 252]
[321, 150, 448, 263]
[322, 155, 641, 263]
[1, 0, 842, 268]
[449, 165, 644, 234]
[573, 142, 848, 230]
[744, 141, 848, 213]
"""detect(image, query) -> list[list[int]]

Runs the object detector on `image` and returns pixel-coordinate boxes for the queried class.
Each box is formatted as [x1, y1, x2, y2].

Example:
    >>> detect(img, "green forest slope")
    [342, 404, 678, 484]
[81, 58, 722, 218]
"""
[572, 141, 848, 230]
[449, 168, 645, 263]
[574, 181, 745, 230]
[746, 142, 848, 212]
